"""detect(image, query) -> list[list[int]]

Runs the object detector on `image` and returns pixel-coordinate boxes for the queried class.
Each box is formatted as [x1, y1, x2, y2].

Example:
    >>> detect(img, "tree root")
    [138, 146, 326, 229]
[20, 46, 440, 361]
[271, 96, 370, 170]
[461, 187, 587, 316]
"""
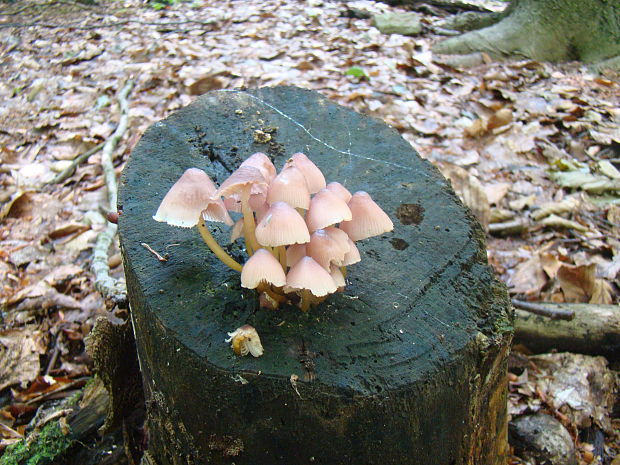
[92, 79, 133, 306]
[432, 0, 620, 65]
[441, 10, 505, 33]
[47, 142, 104, 185]
[591, 55, 620, 73]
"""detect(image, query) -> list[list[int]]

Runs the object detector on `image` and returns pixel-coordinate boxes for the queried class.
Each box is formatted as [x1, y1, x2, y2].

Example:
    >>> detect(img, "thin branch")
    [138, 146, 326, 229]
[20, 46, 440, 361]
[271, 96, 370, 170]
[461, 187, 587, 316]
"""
[0, 17, 217, 30]
[47, 142, 104, 185]
[92, 79, 134, 305]
[511, 299, 575, 321]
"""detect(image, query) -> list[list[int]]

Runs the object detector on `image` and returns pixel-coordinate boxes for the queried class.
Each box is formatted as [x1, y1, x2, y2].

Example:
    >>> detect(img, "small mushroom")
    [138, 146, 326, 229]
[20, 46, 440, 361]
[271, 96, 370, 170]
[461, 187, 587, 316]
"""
[307, 229, 347, 269]
[153, 168, 231, 228]
[305, 188, 352, 232]
[225, 325, 264, 357]
[267, 164, 311, 210]
[240, 248, 288, 308]
[285, 256, 338, 311]
[326, 181, 352, 203]
[286, 152, 326, 194]
[255, 201, 310, 269]
[241, 249, 286, 289]
[340, 191, 394, 241]
[153, 168, 240, 271]
[239, 152, 277, 183]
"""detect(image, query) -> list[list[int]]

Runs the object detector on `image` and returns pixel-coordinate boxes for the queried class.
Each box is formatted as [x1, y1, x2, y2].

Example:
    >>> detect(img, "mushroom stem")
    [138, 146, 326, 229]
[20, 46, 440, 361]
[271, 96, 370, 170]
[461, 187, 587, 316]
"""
[277, 245, 287, 271]
[257, 283, 287, 304]
[299, 289, 314, 312]
[241, 192, 259, 256]
[340, 266, 347, 277]
[197, 220, 243, 272]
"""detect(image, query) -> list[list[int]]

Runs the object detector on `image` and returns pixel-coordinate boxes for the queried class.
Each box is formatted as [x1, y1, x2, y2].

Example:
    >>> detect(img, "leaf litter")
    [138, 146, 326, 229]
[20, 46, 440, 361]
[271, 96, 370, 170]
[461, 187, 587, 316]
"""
[1, 0, 619, 461]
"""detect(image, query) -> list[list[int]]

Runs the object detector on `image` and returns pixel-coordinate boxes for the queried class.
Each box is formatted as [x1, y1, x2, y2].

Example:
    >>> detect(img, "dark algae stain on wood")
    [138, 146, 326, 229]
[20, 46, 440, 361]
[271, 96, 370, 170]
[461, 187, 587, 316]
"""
[118, 87, 512, 464]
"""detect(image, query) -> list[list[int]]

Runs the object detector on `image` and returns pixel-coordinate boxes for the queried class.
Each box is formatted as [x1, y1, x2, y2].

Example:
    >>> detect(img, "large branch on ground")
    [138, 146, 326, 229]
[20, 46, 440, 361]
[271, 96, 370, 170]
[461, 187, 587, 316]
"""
[92, 80, 133, 305]
[515, 304, 620, 359]
[432, 0, 620, 70]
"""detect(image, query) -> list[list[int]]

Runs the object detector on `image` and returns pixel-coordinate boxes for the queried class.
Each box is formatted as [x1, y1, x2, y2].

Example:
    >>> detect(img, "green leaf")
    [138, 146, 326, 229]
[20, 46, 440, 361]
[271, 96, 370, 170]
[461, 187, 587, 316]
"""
[345, 67, 368, 79]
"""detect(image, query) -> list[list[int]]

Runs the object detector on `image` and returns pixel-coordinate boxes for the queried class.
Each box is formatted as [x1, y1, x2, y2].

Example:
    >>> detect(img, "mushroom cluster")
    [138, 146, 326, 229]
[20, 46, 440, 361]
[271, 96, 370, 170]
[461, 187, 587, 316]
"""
[153, 152, 393, 311]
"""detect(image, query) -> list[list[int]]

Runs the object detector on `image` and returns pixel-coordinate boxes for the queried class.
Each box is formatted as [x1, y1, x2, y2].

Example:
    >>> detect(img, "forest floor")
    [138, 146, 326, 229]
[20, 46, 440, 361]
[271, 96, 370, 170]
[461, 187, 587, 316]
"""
[0, 0, 619, 463]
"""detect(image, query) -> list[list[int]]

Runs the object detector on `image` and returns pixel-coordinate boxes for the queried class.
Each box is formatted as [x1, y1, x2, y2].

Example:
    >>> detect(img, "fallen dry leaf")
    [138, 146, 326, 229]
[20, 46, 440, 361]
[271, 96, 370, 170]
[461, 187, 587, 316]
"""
[438, 163, 490, 229]
[557, 263, 613, 304]
[508, 253, 547, 296]
[0, 328, 46, 391]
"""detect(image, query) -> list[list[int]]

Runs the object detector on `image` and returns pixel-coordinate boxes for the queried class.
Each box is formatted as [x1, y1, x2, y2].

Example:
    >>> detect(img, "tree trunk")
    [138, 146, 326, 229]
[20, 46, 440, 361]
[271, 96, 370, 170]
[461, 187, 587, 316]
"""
[118, 86, 513, 465]
[431, 0, 620, 69]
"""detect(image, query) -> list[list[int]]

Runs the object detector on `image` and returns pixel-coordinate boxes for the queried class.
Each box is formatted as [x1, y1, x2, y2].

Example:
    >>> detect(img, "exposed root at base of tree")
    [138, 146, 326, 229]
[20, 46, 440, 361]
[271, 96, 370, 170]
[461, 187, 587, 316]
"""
[432, 0, 620, 71]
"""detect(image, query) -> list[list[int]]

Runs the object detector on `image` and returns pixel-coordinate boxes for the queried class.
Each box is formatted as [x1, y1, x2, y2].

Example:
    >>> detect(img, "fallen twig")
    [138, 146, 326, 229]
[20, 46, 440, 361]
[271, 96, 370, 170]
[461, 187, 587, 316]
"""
[141, 243, 167, 262]
[0, 17, 218, 30]
[511, 299, 575, 321]
[92, 79, 134, 305]
[48, 142, 104, 185]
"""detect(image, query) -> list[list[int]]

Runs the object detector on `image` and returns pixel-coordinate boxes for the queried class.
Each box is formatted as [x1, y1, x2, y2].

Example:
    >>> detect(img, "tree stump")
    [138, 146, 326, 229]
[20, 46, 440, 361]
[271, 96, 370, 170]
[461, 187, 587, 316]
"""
[118, 86, 512, 465]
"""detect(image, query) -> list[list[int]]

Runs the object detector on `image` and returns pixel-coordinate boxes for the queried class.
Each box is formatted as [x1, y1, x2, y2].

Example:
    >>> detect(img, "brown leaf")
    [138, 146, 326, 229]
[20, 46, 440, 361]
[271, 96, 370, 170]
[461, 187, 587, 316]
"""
[438, 164, 490, 229]
[483, 182, 510, 205]
[11, 375, 75, 403]
[487, 108, 513, 130]
[0, 328, 45, 391]
[188, 76, 226, 95]
[508, 254, 547, 296]
[557, 264, 613, 304]
[464, 118, 486, 138]
[539, 252, 562, 279]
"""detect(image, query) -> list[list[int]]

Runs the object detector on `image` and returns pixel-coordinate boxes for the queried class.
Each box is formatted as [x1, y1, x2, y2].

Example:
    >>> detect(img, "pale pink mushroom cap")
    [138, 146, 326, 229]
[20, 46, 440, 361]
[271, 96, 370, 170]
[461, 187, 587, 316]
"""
[255, 201, 310, 247]
[307, 229, 346, 269]
[224, 197, 241, 213]
[285, 256, 337, 297]
[286, 243, 307, 268]
[326, 182, 352, 203]
[267, 165, 311, 210]
[324, 227, 351, 254]
[202, 199, 234, 226]
[287, 153, 326, 194]
[240, 152, 277, 183]
[217, 166, 268, 200]
[329, 265, 346, 290]
[241, 248, 286, 289]
[340, 191, 394, 241]
[342, 238, 361, 265]
[153, 168, 219, 228]
[305, 188, 352, 232]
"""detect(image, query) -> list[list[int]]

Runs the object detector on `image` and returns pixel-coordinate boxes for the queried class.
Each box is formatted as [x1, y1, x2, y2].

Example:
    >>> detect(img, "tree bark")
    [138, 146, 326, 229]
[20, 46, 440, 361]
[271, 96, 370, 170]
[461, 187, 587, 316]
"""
[118, 86, 513, 465]
[431, 0, 620, 69]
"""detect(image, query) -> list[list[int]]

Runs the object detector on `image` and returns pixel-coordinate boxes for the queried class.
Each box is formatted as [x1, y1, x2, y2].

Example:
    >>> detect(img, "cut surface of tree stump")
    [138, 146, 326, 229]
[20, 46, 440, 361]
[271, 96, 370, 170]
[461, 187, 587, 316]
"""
[118, 86, 513, 465]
